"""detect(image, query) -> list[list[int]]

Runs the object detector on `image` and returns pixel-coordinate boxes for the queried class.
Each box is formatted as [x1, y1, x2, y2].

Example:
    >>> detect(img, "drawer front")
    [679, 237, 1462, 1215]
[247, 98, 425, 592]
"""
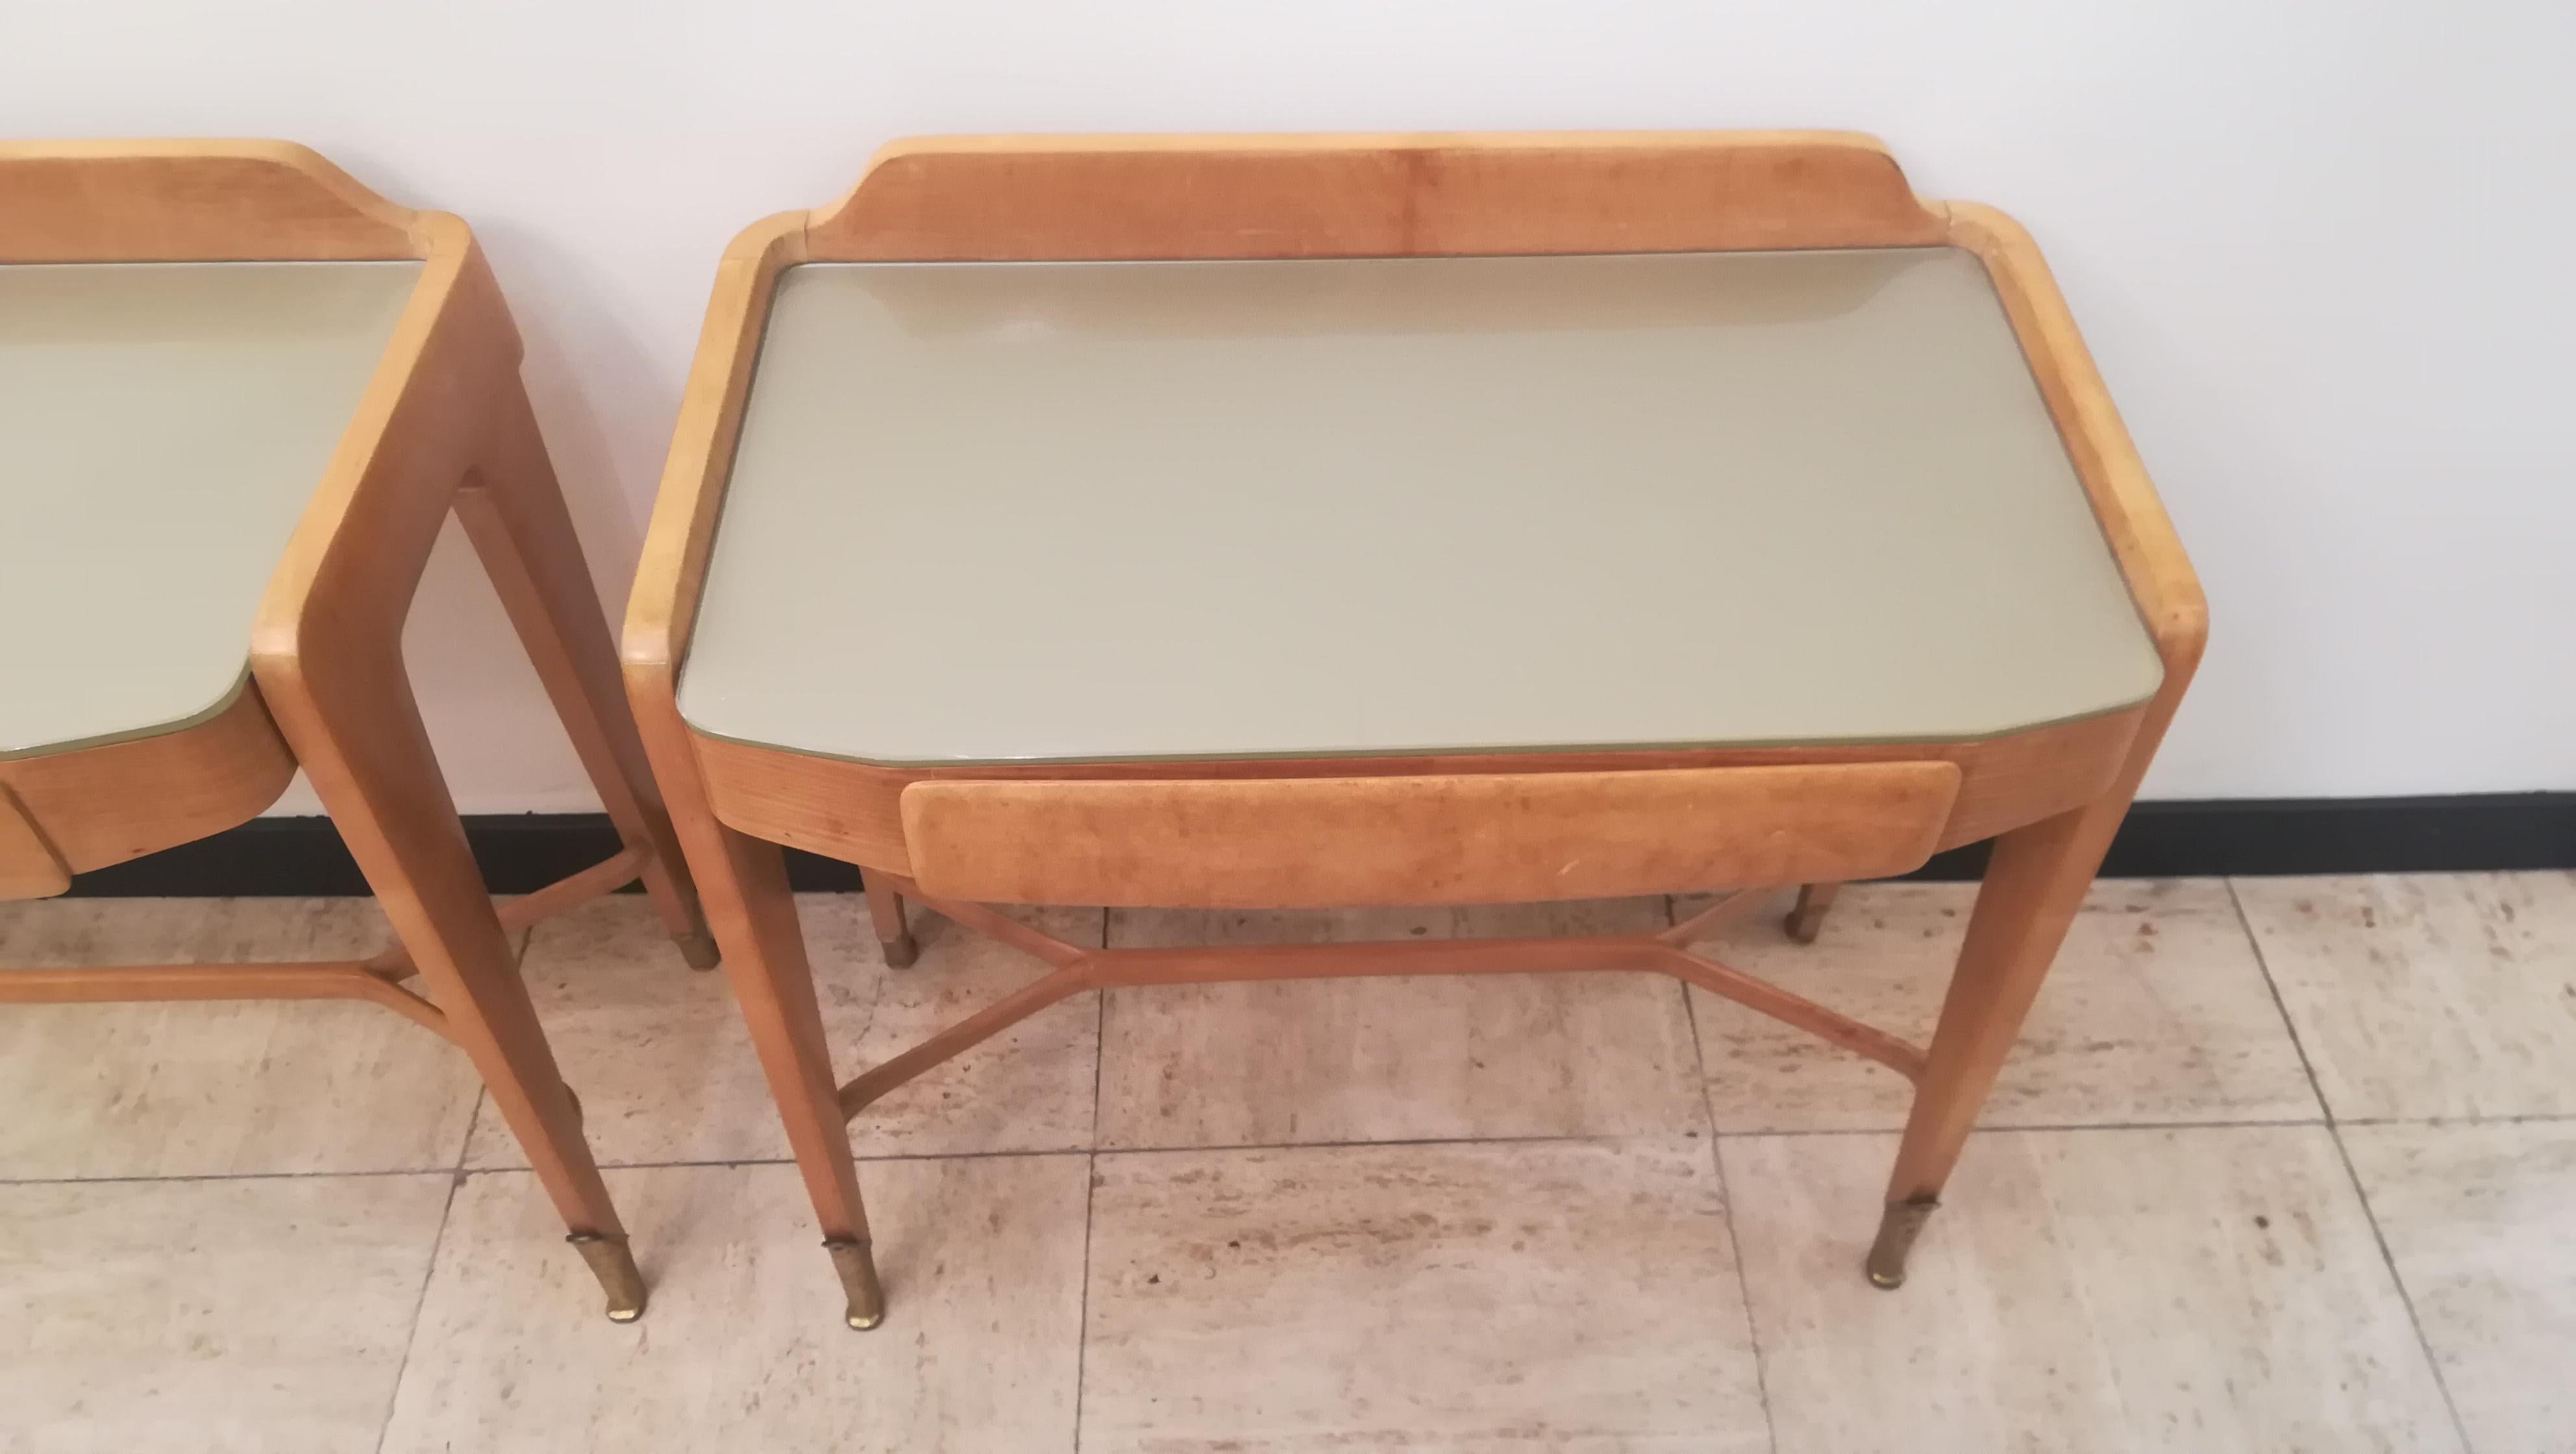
[900, 761, 1961, 907]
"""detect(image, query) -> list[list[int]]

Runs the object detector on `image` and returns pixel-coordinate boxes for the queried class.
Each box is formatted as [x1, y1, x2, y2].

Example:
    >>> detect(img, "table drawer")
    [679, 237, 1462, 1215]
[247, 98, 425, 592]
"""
[898, 761, 1961, 907]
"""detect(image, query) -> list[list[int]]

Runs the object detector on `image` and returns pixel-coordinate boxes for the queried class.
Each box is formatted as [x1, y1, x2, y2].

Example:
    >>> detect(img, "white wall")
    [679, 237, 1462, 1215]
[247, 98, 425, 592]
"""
[9, 0, 2572, 806]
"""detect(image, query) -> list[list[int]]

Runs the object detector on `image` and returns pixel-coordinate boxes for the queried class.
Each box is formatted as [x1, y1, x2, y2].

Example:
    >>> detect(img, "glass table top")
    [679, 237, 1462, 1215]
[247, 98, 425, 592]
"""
[678, 247, 2161, 767]
[0, 261, 422, 759]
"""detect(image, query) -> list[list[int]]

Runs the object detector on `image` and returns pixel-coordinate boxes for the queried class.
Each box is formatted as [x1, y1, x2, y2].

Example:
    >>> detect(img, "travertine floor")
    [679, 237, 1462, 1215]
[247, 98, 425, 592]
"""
[4, 874, 2570, 1452]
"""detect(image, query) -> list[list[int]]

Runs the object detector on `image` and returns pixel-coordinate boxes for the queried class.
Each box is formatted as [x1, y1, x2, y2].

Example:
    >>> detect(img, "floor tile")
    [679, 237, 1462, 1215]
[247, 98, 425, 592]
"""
[2345, 1120, 2576, 1454]
[2234, 872, 2576, 1120]
[1724, 1124, 2462, 1453]
[1082, 1137, 1766, 1451]
[1679, 880, 2317, 1131]
[465, 894, 1100, 1166]
[1097, 900, 1704, 1149]
[0, 898, 481, 1177]
[380, 1157, 1087, 1453]
[0, 1172, 451, 1454]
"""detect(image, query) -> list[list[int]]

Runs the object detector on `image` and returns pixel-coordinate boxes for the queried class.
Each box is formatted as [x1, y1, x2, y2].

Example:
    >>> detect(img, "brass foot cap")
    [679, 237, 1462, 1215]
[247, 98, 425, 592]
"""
[1862, 1198, 1938, 1293]
[676, 931, 721, 971]
[567, 1233, 648, 1323]
[824, 1237, 886, 1331]
[881, 932, 919, 969]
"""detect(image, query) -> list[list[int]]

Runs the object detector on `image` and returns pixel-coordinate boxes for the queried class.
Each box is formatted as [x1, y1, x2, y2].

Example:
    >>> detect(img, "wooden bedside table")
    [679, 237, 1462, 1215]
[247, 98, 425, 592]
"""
[624, 132, 2203, 1327]
[0, 141, 713, 1321]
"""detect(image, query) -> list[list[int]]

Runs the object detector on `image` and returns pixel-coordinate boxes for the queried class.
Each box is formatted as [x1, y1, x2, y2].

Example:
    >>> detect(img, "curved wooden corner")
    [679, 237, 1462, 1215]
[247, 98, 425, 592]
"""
[1940, 201, 2207, 674]
[0, 139, 434, 262]
[805, 130, 1946, 262]
[0, 140, 491, 684]
[250, 212, 497, 679]
[621, 211, 810, 693]
[0, 687, 296, 881]
[2, 142, 469, 884]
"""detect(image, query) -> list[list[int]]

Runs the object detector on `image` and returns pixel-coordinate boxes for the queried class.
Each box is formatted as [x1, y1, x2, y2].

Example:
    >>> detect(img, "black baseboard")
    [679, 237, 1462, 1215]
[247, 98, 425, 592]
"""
[46, 793, 2576, 898]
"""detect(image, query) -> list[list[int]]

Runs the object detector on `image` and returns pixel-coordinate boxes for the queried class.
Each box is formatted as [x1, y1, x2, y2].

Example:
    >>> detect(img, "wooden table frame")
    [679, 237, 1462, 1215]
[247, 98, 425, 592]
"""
[0, 141, 713, 1321]
[625, 132, 2205, 1327]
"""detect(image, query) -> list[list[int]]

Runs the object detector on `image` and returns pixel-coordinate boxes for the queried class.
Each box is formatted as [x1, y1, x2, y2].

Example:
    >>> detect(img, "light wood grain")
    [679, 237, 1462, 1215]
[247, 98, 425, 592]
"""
[621, 212, 806, 694]
[839, 874, 1927, 1116]
[1943, 203, 2205, 660]
[1096, 900, 1700, 1149]
[627, 132, 2205, 1311]
[0, 139, 422, 263]
[1868, 203, 2207, 1240]
[810, 130, 1944, 261]
[454, 381, 707, 954]
[1881, 693, 2198, 1197]
[1682, 879, 2318, 1133]
[615, 216, 856, 1262]
[236, 204, 651, 1273]
[902, 762, 1959, 907]
[694, 708, 2142, 878]
[0, 685, 296, 883]
[0, 898, 483, 1178]
[6, 141, 708, 1315]
[0, 959, 447, 1038]
[462, 896, 1100, 1166]
[0, 783, 69, 899]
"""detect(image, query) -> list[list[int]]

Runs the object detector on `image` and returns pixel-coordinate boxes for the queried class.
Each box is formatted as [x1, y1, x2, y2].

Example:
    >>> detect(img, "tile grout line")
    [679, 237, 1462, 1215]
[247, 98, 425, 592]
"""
[1072, 1147, 1100, 1454]
[445, 923, 532, 1166]
[370, 1163, 462, 1454]
[369, 924, 520, 1454]
[38, 1112, 2523, 1187]
[2222, 878, 2334, 1127]
[1670, 894, 1784, 1454]
[1072, 906, 1109, 1454]
[2333, 1112, 2576, 1128]
[1704, 1113, 2333, 1141]
[53, 1107, 2576, 1189]
[0, 1165, 485, 1187]
[2321, 1126, 2478, 1454]
[2226, 878, 2478, 1454]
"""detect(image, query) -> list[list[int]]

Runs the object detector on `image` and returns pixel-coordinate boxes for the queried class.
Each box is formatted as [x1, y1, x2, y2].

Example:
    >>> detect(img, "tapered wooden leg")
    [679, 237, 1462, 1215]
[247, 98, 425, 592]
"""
[705, 826, 883, 1325]
[1863, 563, 2201, 1287]
[1784, 881, 1842, 943]
[864, 874, 917, 968]
[456, 380, 714, 970]
[628, 667, 886, 1325]
[1872, 796, 2130, 1288]
[256, 650, 642, 1321]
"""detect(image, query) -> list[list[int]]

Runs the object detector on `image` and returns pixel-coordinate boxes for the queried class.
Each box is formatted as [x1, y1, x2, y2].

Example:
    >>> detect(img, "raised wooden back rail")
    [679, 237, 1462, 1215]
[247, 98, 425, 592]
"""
[0, 140, 427, 262]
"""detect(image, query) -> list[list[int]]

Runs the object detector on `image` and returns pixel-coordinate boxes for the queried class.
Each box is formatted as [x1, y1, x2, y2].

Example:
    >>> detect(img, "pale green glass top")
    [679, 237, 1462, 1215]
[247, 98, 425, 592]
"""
[0, 261, 422, 759]
[680, 248, 2161, 767]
